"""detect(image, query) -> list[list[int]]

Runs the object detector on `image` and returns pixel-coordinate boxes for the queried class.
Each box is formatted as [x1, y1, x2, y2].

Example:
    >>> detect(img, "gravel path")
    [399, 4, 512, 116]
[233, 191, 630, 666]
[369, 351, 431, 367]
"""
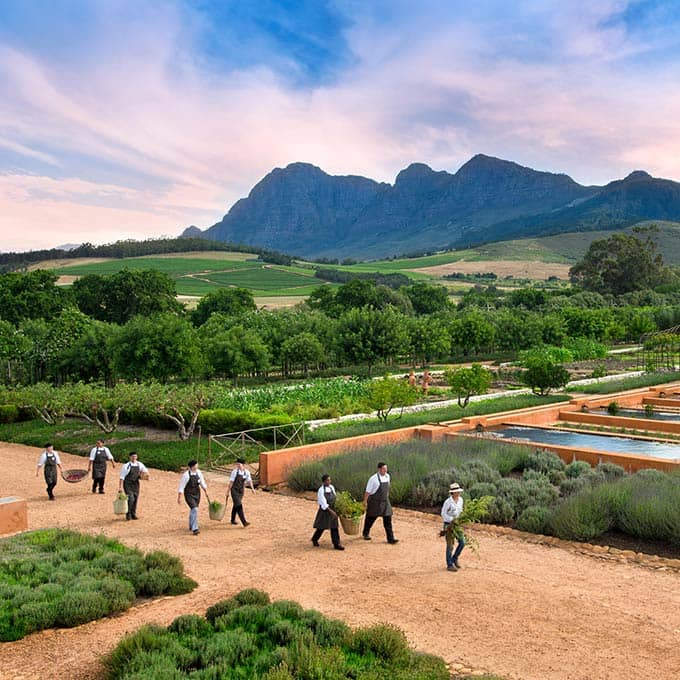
[1, 442, 679, 680]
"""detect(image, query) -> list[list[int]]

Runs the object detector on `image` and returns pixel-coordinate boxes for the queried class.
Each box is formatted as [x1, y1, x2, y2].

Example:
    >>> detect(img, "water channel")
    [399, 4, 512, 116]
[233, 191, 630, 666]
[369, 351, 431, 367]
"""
[487, 425, 680, 460]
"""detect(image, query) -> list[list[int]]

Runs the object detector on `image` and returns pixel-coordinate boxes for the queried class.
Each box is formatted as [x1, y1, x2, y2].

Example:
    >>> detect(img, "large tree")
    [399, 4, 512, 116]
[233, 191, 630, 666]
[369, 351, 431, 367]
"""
[569, 228, 670, 295]
[191, 287, 256, 326]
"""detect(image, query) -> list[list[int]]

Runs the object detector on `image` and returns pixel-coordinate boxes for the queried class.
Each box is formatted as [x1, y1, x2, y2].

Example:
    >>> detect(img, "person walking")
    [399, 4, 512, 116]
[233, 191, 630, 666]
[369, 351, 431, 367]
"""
[35, 443, 63, 500]
[87, 439, 115, 494]
[177, 459, 208, 535]
[226, 457, 255, 526]
[311, 474, 344, 550]
[362, 462, 398, 544]
[118, 451, 149, 521]
[441, 483, 465, 572]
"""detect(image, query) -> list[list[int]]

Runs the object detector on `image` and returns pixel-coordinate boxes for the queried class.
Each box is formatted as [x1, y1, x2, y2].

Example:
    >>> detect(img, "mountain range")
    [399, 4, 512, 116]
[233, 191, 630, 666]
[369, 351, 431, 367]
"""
[182, 155, 680, 259]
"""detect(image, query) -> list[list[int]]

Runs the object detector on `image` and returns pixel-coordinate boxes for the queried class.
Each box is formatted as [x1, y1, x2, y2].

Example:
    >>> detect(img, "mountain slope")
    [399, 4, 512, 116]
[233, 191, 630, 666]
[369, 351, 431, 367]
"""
[185, 156, 680, 259]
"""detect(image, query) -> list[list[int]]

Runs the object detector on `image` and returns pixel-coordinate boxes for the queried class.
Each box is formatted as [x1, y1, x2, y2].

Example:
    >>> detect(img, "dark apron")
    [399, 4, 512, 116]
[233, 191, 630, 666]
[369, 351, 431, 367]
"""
[123, 464, 140, 494]
[44, 453, 57, 485]
[184, 472, 201, 508]
[231, 471, 245, 505]
[92, 448, 108, 479]
[366, 475, 392, 518]
[313, 486, 338, 530]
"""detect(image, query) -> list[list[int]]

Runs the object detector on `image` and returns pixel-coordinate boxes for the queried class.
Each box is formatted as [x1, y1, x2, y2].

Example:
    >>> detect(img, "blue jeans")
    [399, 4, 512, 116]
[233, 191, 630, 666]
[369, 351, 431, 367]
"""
[189, 506, 199, 532]
[444, 523, 465, 567]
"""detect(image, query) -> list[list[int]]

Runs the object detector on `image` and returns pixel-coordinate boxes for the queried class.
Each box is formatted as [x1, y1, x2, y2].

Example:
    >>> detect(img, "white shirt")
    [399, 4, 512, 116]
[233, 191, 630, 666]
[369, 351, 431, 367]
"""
[441, 495, 464, 523]
[317, 484, 336, 510]
[119, 461, 149, 480]
[365, 472, 390, 495]
[177, 470, 207, 492]
[89, 446, 114, 461]
[37, 451, 61, 466]
[229, 468, 252, 483]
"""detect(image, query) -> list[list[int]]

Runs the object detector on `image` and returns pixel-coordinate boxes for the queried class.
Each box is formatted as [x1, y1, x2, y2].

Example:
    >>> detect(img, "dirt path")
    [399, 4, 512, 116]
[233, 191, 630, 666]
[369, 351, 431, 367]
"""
[1, 443, 679, 680]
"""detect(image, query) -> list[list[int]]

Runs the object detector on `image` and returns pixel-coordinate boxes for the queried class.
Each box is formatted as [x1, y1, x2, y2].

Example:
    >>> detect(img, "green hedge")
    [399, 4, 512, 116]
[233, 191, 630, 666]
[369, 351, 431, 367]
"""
[0, 404, 19, 423]
[198, 408, 294, 436]
[105, 589, 449, 680]
[0, 529, 196, 641]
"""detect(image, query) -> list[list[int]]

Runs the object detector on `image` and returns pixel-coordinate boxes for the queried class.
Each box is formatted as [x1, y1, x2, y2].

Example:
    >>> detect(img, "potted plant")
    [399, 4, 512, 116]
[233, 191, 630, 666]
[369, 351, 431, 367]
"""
[334, 491, 364, 535]
[209, 499, 227, 521]
[113, 492, 128, 516]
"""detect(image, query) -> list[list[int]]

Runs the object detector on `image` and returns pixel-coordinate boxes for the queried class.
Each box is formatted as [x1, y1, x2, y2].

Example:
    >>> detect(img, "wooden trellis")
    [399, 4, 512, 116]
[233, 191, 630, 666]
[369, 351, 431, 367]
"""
[639, 325, 680, 372]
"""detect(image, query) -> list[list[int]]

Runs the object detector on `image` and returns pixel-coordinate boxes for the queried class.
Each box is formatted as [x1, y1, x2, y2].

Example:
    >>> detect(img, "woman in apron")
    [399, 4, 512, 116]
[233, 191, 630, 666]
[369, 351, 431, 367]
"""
[177, 459, 208, 535]
[35, 443, 62, 500]
[311, 474, 344, 550]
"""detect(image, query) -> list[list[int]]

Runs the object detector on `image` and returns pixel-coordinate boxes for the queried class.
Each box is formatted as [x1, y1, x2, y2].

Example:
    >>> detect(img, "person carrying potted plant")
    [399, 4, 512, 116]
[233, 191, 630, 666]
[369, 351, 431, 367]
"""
[311, 474, 344, 550]
[118, 451, 149, 521]
[226, 457, 255, 527]
[177, 459, 208, 535]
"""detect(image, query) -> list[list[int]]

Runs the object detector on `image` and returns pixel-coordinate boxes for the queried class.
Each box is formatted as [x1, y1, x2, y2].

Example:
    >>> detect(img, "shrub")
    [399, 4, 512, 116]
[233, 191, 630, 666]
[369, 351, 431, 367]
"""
[607, 401, 619, 416]
[0, 404, 19, 423]
[525, 449, 565, 475]
[468, 482, 498, 499]
[549, 491, 614, 541]
[596, 462, 625, 482]
[350, 624, 410, 664]
[565, 461, 592, 478]
[168, 614, 213, 637]
[486, 496, 514, 524]
[200, 630, 258, 667]
[516, 505, 552, 534]
[286, 461, 325, 493]
[205, 599, 241, 625]
[456, 460, 501, 488]
[232, 588, 271, 607]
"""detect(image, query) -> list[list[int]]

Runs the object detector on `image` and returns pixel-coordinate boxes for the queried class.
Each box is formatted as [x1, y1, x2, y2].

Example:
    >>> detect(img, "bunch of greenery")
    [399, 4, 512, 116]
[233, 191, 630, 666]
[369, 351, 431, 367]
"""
[445, 495, 494, 550]
[0, 529, 196, 641]
[333, 491, 364, 520]
[105, 589, 449, 679]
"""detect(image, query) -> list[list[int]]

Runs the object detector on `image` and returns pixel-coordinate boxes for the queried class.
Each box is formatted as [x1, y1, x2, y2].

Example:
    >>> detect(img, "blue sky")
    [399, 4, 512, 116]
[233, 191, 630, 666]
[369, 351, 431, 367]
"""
[2, 0, 680, 250]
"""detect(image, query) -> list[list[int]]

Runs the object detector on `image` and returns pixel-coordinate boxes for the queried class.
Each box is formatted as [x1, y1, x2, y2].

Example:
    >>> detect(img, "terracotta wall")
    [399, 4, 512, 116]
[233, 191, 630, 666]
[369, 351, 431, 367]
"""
[0, 497, 28, 535]
[560, 410, 680, 435]
[259, 426, 420, 487]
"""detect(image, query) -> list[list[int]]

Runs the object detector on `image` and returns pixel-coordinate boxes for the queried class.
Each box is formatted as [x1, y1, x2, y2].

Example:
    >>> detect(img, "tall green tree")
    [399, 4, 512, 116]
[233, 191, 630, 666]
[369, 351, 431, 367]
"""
[445, 363, 492, 408]
[0, 270, 71, 323]
[569, 228, 670, 295]
[191, 287, 256, 326]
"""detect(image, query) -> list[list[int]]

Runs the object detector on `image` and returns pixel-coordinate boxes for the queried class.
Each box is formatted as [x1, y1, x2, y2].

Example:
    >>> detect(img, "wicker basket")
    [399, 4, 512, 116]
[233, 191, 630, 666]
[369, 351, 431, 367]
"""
[62, 469, 88, 483]
[339, 515, 362, 535]
[209, 503, 227, 521]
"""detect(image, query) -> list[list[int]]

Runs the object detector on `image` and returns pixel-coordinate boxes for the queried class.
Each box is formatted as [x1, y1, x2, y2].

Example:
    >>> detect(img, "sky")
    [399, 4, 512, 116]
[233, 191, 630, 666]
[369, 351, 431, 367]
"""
[2, 0, 680, 251]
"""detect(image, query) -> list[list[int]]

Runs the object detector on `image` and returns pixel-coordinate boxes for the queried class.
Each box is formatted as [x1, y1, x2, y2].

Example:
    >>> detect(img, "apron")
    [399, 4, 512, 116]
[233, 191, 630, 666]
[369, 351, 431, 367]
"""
[92, 448, 108, 479]
[231, 471, 245, 505]
[123, 464, 141, 494]
[44, 452, 57, 485]
[184, 472, 201, 509]
[366, 475, 392, 518]
[313, 486, 338, 530]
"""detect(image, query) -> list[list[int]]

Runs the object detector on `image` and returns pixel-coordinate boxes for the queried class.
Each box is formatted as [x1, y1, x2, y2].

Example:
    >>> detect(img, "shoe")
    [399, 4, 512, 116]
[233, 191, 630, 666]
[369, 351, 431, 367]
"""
[243, 521, 250, 527]
[453, 560, 461, 569]
[49, 496, 55, 501]
[387, 539, 399, 544]
[230, 521, 238, 525]
[447, 565, 458, 572]
[362, 535, 371, 541]
[131, 516, 138, 520]
[193, 529, 200, 535]
[334, 545, 345, 551]
[126, 516, 131, 521]
[99, 490, 105, 494]
[92, 490, 97, 494]
[311, 538, 320, 547]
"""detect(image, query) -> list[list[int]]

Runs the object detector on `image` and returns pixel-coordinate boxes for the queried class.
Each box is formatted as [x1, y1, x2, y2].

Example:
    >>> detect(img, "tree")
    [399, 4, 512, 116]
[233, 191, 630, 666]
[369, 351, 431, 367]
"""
[0, 320, 30, 384]
[405, 317, 450, 366]
[404, 282, 452, 315]
[202, 324, 270, 384]
[365, 376, 417, 421]
[445, 363, 492, 408]
[449, 310, 495, 356]
[521, 357, 570, 396]
[0, 270, 71, 323]
[191, 288, 256, 326]
[111, 314, 205, 381]
[280, 332, 324, 377]
[569, 228, 669, 295]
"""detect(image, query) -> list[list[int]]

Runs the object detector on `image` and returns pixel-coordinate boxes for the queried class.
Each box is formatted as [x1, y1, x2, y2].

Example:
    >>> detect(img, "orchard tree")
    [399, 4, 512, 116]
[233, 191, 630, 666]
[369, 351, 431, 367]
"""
[404, 282, 452, 315]
[521, 356, 570, 396]
[406, 316, 450, 366]
[0, 270, 71, 323]
[280, 332, 324, 377]
[365, 376, 417, 422]
[191, 287, 256, 326]
[202, 324, 270, 384]
[445, 363, 492, 408]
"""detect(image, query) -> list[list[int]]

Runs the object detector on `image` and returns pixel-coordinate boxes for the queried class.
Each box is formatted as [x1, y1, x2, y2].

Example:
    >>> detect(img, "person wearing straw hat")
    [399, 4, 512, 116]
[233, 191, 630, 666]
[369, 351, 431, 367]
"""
[441, 482, 465, 571]
[177, 459, 208, 535]
[87, 439, 115, 494]
[226, 458, 255, 527]
[311, 474, 344, 550]
[35, 443, 63, 500]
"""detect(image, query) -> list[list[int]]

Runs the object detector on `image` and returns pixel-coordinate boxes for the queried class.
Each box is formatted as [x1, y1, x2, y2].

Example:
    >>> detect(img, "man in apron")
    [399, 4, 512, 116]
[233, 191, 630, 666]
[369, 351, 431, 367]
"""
[177, 459, 208, 535]
[362, 462, 399, 544]
[311, 474, 344, 550]
[87, 439, 115, 494]
[118, 451, 149, 520]
[35, 443, 63, 500]
[226, 457, 255, 526]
